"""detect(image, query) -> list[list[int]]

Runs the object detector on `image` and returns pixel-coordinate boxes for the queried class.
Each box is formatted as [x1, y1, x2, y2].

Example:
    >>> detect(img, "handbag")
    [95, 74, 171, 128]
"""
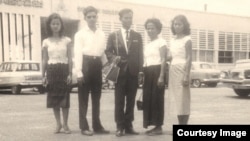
[102, 62, 120, 83]
[136, 92, 143, 111]
[102, 32, 120, 83]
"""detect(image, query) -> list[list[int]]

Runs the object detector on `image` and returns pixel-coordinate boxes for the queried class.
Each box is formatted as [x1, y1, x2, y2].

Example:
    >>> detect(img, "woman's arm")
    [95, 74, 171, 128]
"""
[166, 47, 172, 62]
[158, 45, 167, 87]
[67, 41, 73, 76]
[184, 40, 192, 78]
[42, 47, 48, 78]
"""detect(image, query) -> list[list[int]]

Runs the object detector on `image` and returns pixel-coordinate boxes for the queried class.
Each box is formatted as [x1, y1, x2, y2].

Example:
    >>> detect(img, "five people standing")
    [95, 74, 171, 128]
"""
[42, 5, 192, 136]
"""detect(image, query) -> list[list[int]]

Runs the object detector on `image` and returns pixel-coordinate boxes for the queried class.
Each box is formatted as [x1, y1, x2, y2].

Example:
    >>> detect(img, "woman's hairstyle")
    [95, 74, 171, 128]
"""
[46, 13, 64, 37]
[171, 15, 190, 35]
[83, 6, 98, 17]
[144, 18, 163, 34]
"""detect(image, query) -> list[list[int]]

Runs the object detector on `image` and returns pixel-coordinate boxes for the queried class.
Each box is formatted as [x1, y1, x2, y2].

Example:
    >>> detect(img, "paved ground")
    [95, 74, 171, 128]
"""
[1, 84, 250, 141]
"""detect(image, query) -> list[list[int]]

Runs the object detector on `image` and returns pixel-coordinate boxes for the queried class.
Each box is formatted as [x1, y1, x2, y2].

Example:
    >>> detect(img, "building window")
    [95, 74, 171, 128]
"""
[241, 33, 247, 51]
[218, 51, 233, 63]
[219, 32, 226, 50]
[199, 30, 206, 49]
[226, 32, 233, 50]
[234, 51, 247, 62]
[207, 31, 214, 49]
[234, 33, 240, 51]
[191, 29, 197, 49]
[199, 50, 214, 62]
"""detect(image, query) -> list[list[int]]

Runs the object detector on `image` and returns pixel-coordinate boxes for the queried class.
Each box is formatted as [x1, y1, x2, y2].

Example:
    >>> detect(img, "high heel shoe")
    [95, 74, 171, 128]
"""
[54, 125, 62, 134]
[63, 125, 71, 134]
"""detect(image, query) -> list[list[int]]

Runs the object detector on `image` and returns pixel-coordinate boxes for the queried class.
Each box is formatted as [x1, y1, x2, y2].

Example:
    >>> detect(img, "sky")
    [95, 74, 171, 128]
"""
[116, 0, 250, 17]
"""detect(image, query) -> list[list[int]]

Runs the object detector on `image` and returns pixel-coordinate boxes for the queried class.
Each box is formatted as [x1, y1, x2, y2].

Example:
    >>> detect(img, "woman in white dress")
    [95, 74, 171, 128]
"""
[168, 15, 192, 125]
[42, 13, 73, 134]
[143, 18, 167, 135]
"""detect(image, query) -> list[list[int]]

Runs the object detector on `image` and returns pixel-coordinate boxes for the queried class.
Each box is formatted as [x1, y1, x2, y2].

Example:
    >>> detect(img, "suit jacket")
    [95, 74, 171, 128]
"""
[105, 29, 143, 76]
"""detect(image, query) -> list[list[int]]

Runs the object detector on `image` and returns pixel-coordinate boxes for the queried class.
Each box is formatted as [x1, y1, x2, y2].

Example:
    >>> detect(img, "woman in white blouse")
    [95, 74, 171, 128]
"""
[142, 18, 167, 136]
[42, 13, 72, 134]
[168, 15, 192, 125]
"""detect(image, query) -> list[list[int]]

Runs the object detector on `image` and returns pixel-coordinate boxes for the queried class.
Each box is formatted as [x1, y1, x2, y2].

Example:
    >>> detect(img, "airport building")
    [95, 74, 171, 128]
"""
[1, 0, 250, 70]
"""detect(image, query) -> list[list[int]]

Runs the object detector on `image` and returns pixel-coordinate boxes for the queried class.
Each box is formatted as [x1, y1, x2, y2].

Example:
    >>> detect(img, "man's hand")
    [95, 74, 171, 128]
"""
[157, 76, 165, 88]
[113, 56, 121, 65]
[77, 76, 85, 86]
[138, 72, 144, 85]
[182, 77, 190, 87]
[67, 75, 72, 85]
[42, 77, 47, 87]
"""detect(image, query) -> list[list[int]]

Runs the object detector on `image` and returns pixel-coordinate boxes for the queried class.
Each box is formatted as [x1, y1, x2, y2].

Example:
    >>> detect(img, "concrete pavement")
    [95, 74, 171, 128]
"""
[1, 86, 250, 141]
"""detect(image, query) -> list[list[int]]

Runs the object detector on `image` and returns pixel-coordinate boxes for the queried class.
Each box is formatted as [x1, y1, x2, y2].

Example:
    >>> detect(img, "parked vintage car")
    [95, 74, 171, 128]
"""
[190, 62, 221, 88]
[221, 59, 250, 97]
[0, 60, 44, 94]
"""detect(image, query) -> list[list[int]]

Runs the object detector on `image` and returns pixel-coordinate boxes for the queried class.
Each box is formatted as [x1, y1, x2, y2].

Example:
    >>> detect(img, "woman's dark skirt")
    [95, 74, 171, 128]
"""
[46, 63, 70, 108]
[143, 65, 165, 128]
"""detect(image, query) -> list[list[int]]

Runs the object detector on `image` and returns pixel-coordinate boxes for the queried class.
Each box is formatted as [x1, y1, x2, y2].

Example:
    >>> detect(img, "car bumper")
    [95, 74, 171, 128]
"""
[201, 79, 220, 83]
[221, 79, 250, 89]
[20, 82, 43, 86]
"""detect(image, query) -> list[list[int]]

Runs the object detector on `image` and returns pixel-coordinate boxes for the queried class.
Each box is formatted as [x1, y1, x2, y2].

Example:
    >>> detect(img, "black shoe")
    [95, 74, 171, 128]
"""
[125, 128, 139, 135]
[81, 130, 93, 136]
[116, 129, 124, 137]
[94, 128, 110, 134]
[145, 128, 155, 134]
[147, 127, 162, 136]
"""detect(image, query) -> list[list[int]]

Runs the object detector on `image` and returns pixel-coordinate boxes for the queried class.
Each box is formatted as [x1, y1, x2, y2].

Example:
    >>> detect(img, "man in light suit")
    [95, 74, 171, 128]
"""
[105, 8, 144, 137]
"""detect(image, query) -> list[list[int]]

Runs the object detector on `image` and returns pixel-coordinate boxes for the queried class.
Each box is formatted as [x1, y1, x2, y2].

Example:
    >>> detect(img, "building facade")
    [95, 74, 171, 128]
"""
[1, 0, 250, 70]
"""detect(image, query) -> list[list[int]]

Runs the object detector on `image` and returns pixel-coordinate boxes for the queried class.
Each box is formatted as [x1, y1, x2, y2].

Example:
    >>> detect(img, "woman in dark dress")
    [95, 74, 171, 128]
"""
[142, 18, 167, 135]
[42, 13, 73, 134]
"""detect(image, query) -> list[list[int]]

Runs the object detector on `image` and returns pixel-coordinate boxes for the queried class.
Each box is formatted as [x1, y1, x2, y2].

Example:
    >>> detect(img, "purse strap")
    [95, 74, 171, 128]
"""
[138, 92, 143, 101]
[115, 31, 119, 56]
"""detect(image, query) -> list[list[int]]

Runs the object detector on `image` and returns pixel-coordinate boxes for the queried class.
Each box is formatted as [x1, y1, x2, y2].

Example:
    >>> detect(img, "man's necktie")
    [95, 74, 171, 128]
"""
[126, 30, 129, 52]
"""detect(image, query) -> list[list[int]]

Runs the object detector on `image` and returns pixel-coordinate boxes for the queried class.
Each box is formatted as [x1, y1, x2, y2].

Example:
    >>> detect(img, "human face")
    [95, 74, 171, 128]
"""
[120, 12, 133, 29]
[84, 11, 97, 27]
[50, 18, 62, 34]
[146, 22, 159, 40]
[173, 19, 184, 35]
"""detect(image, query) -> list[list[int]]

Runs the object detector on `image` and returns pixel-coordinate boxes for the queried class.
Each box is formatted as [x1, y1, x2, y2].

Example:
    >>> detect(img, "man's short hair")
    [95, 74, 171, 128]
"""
[118, 8, 133, 18]
[83, 6, 98, 16]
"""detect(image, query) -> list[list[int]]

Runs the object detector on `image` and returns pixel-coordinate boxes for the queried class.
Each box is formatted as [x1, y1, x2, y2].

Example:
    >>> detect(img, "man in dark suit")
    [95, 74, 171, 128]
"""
[105, 8, 143, 137]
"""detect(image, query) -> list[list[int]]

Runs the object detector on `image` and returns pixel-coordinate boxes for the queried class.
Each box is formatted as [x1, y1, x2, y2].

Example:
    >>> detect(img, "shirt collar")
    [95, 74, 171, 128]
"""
[84, 25, 99, 33]
[121, 27, 130, 33]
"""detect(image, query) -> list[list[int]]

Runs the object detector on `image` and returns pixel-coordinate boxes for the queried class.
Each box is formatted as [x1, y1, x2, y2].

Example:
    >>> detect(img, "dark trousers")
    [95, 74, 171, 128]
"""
[78, 55, 103, 131]
[115, 68, 138, 130]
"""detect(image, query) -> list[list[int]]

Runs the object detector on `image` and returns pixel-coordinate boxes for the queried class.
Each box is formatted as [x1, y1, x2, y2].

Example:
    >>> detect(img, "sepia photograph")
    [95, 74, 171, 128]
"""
[1, 0, 250, 140]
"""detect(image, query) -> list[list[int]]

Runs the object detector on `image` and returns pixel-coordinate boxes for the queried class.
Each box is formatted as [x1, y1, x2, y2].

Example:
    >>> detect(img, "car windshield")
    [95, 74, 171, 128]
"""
[200, 64, 212, 69]
[0, 62, 40, 72]
[193, 63, 212, 69]
[0, 63, 18, 72]
[235, 62, 250, 68]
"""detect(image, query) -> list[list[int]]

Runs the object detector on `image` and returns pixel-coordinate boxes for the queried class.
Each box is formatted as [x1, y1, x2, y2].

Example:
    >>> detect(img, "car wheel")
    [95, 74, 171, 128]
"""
[207, 83, 217, 87]
[233, 89, 249, 97]
[37, 86, 46, 94]
[11, 86, 21, 94]
[192, 79, 201, 88]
